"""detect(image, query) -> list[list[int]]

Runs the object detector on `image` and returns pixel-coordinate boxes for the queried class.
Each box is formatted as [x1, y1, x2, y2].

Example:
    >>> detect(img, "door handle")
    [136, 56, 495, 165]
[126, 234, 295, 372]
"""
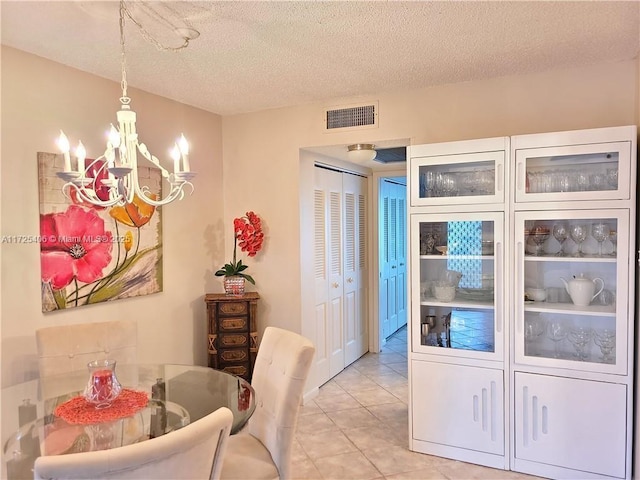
[332, 282, 339, 288]
[347, 278, 353, 283]
[391, 265, 397, 269]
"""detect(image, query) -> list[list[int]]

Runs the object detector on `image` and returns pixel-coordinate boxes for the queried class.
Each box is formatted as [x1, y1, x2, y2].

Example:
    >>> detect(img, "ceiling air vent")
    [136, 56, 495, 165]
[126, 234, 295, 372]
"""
[324, 102, 378, 132]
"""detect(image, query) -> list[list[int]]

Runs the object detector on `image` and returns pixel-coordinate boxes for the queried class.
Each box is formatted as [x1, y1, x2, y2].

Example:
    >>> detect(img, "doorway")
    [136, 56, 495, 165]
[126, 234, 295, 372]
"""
[378, 176, 408, 346]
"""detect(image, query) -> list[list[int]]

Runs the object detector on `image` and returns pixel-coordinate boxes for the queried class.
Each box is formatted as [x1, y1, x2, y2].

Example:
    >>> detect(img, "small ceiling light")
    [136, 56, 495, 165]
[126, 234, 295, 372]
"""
[347, 144, 376, 163]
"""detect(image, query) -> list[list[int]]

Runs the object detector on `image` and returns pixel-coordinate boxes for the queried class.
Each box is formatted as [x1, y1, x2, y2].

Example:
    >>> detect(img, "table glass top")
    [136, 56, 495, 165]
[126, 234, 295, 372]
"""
[2, 364, 254, 480]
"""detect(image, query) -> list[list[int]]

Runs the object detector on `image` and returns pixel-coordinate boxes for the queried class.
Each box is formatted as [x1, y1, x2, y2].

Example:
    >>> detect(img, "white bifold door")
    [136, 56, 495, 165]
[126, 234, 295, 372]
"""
[314, 166, 368, 386]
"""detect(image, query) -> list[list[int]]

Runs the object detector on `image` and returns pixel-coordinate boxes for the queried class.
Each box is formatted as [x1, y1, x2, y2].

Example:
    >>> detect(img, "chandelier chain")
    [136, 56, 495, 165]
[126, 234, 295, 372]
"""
[119, 1, 129, 102]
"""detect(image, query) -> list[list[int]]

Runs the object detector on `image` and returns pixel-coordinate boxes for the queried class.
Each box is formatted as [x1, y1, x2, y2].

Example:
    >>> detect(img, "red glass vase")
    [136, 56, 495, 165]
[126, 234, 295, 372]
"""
[83, 359, 122, 409]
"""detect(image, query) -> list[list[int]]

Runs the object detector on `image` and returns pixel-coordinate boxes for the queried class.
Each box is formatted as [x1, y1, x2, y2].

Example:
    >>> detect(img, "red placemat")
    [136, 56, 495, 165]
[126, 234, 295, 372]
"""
[54, 389, 149, 425]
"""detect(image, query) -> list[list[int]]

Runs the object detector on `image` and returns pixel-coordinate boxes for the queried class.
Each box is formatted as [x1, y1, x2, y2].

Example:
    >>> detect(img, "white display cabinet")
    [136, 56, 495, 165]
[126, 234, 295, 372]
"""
[408, 137, 509, 469]
[408, 125, 636, 479]
[510, 125, 636, 480]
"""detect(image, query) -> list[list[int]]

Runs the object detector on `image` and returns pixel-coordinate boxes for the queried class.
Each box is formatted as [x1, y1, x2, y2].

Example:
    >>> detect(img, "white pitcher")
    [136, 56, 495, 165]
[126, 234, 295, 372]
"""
[560, 274, 605, 307]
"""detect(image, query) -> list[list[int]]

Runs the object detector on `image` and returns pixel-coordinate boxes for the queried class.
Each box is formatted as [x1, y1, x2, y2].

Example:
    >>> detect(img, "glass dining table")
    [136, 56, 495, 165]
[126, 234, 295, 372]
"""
[1, 364, 255, 480]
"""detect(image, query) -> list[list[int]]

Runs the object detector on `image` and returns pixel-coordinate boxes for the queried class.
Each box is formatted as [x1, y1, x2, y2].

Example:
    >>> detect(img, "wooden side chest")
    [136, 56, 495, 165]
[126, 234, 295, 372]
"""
[205, 292, 259, 381]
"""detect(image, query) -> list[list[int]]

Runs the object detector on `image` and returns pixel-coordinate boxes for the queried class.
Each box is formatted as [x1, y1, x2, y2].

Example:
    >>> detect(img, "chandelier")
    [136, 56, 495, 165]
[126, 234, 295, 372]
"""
[56, 1, 196, 207]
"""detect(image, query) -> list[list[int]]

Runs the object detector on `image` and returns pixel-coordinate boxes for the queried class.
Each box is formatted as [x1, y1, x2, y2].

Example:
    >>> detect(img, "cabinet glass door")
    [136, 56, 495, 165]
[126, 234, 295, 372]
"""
[409, 151, 505, 206]
[514, 210, 629, 374]
[411, 212, 504, 361]
[514, 142, 631, 203]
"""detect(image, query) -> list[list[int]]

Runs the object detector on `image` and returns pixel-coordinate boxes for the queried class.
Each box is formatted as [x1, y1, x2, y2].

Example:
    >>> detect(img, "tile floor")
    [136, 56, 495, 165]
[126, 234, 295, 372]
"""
[291, 326, 542, 480]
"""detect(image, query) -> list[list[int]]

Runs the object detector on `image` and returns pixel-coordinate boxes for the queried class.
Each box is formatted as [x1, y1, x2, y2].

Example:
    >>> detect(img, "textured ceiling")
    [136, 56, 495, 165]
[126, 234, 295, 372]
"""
[1, 1, 639, 116]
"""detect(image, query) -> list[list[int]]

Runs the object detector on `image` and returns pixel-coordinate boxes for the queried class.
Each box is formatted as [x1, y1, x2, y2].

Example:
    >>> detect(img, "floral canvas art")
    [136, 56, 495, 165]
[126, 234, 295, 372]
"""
[38, 152, 163, 312]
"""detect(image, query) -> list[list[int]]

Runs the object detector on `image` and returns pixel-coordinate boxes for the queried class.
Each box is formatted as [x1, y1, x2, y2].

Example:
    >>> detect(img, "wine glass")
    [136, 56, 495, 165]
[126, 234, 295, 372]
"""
[530, 230, 549, 256]
[569, 224, 588, 257]
[593, 329, 616, 364]
[591, 222, 610, 257]
[609, 229, 617, 257]
[524, 316, 546, 356]
[567, 326, 592, 361]
[552, 223, 568, 256]
[546, 321, 569, 358]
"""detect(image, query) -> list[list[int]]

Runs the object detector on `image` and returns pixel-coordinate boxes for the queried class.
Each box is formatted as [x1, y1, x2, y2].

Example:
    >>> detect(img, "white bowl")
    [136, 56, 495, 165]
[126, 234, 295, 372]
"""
[527, 288, 547, 302]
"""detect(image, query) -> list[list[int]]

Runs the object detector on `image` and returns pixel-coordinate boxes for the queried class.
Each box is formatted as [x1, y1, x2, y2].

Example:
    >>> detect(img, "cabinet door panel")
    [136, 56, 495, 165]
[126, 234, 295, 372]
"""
[410, 212, 504, 361]
[514, 141, 631, 203]
[514, 372, 627, 478]
[409, 150, 506, 206]
[412, 361, 504, 455]
[513, 209, 630, 375]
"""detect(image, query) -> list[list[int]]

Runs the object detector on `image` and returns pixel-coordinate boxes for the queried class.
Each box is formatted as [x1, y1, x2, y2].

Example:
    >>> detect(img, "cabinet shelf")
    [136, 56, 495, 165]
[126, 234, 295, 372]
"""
[524, 254, 616, 263]
[420, 254, 494, 260]
[524, 301, 615, 317]
[420, 296, 495, 310]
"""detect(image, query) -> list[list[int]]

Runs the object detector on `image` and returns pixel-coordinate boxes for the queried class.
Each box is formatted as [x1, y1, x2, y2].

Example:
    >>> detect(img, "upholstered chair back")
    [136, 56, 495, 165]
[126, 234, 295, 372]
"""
[36, 320, 137, 378]
[34, 406, 233, 480]
[221, 326, 315, 479]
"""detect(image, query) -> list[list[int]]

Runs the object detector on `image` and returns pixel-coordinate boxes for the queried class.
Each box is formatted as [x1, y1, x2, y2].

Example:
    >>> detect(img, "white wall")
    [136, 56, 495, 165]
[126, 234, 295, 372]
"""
[0, 46, 224, 387]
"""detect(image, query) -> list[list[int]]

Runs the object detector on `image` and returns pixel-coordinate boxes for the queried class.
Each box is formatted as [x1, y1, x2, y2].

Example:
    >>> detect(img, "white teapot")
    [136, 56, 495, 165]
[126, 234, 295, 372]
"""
[560, 274, 604, 307]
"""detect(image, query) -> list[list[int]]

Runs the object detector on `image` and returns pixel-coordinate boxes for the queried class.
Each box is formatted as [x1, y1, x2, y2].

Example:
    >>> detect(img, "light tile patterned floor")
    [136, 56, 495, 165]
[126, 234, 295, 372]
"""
[291, 326, 543, 480]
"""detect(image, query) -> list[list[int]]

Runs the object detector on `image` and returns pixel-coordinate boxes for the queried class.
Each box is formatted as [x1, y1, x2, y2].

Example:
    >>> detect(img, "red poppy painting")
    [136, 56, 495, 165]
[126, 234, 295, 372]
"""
[37, 152, 163, 312]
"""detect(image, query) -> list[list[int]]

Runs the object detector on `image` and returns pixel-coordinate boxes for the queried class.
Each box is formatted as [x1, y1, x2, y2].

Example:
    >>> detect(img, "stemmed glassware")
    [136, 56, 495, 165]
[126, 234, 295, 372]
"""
[609, 228, 617, 257]
[569, 224, 588, 257]
[591, 222, 610, 257]
[524, 316, 546, 356]
[546, 320, 569, 358]
[530, 229, 549, 256]
[594, 329, 616, 364]
[552, 223, 568, 256]
[567, 327, 592, 361]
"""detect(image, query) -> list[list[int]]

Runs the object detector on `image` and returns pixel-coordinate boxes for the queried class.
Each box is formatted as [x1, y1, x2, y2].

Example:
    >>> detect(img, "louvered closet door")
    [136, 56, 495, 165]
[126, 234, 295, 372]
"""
[314, 167, 368, 385]
[344, 173, 368, 366]
[314, 167, 345, 384]
[380, 181, 391, 339]
[395, 183, 407, 329]
[380, 180, 407, 339]
[388, 192, 399, 334]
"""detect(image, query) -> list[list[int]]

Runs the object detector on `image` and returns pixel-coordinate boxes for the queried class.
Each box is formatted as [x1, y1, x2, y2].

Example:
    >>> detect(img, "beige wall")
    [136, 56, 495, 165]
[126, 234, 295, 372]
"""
[221, 59, 639, 351]
[1, 46, 638, 389]
[0, 46, 224, 387]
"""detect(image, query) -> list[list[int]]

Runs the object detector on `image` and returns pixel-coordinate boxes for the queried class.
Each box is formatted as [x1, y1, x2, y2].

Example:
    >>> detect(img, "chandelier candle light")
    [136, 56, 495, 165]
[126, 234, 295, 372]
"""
[56, 1, 196, 207]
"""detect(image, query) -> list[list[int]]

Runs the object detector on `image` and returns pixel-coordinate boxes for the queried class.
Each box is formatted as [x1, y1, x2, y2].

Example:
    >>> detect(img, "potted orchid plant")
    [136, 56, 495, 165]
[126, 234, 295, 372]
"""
[215, 211, 264, 295]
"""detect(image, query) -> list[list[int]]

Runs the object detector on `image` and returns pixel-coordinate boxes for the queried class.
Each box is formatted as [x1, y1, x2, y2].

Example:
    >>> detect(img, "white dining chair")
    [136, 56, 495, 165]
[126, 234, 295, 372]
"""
[33, 406, 234, 480]
[36, 320, 138, 378]
[220, 326, 315, 480]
